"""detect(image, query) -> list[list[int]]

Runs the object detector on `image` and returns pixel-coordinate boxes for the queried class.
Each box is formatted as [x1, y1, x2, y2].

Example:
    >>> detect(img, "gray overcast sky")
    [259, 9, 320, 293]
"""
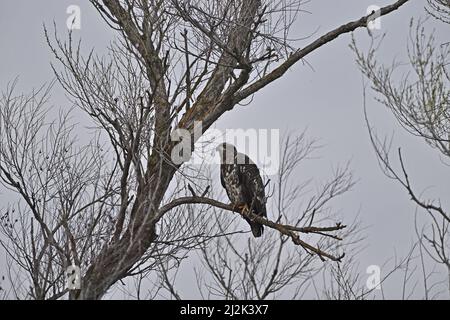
[0, 0, 449, 299]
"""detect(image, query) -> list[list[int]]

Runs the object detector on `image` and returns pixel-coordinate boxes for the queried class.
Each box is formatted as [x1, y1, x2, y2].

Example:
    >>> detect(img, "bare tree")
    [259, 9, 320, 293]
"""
[351, 11, 450, 297]
[0, 0, 410, 299]
[0, 81, 217, 299]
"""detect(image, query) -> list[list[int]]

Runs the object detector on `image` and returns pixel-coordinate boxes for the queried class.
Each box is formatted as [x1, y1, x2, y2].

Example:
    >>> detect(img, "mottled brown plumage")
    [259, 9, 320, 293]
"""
[217, 143, 267, 237]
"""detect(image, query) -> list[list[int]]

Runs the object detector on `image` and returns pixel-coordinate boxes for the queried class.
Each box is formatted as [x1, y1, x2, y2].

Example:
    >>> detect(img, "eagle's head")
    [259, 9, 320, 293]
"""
[216, 142, 237, 164]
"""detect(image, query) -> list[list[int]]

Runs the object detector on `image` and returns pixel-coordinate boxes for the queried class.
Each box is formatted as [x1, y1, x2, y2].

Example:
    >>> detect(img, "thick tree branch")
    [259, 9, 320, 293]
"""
[233, 0, 410, 104]
[157, 196, 346, 262]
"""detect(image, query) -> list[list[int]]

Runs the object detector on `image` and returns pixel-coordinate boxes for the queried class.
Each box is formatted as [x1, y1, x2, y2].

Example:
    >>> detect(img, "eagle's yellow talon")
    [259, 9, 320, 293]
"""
[238, 204, 250, 215]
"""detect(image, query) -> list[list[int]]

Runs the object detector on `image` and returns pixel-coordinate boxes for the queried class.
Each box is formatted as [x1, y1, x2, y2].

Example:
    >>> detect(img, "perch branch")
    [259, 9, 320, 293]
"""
[157, 196, 346, 262]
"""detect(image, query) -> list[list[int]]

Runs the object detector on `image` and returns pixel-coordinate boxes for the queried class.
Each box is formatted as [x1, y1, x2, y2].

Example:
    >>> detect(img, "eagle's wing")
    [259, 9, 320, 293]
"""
[239, 154, 267, 237]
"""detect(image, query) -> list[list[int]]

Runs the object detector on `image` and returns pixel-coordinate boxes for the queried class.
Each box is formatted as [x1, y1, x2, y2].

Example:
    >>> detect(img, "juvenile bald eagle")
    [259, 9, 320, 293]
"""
[216, 143, 267, 237]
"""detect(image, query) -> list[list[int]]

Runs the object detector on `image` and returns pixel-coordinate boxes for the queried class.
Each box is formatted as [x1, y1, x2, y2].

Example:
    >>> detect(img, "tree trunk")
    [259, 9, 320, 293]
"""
[77, 160, 176, 299]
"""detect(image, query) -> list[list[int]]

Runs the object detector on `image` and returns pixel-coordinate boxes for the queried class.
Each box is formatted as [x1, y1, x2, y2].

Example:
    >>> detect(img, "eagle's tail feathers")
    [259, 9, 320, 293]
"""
[249, 222, 264, 238]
